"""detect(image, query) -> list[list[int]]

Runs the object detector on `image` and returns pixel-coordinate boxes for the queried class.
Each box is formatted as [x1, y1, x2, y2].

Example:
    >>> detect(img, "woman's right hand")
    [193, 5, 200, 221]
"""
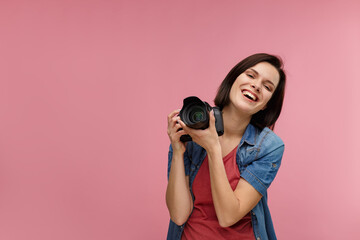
[167, 109, 186, 154]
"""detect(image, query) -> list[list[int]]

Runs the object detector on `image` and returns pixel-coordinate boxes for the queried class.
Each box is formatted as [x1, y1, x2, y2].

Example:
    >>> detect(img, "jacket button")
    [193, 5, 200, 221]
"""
[257, 238, 260, 240]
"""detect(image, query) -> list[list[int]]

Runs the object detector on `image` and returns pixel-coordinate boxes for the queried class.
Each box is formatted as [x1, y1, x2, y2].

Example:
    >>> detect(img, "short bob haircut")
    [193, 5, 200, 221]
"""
[214, 53, 286, 130]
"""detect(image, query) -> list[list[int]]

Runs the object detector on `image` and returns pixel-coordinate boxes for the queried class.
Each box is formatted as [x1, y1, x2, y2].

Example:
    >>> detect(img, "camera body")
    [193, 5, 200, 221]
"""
[179, 96, 224, 142]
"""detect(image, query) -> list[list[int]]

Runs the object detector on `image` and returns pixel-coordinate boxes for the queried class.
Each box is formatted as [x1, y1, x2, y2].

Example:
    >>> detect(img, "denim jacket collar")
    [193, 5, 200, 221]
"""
[239, 123, 257, 147]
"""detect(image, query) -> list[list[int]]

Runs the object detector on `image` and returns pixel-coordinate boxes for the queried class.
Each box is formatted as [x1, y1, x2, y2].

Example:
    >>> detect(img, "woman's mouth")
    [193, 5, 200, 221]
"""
[242, 90, 258, 102]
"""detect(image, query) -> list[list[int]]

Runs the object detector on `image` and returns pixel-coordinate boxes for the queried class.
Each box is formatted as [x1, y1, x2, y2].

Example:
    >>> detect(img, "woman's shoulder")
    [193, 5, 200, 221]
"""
[247, 124, 284, 151]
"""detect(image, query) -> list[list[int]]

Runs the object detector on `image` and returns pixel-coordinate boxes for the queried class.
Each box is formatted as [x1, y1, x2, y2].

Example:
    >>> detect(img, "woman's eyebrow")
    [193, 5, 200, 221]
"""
[249, 68, 275, 87]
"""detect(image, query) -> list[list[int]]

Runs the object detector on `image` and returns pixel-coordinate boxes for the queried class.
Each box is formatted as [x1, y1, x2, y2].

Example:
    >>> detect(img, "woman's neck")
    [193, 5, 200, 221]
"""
[221, 105, 251, 139]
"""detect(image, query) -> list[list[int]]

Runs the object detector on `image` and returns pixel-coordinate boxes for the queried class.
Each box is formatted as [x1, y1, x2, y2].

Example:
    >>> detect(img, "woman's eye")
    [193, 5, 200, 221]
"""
[247, 74, 254, 79]
[264, 85, 271, 91]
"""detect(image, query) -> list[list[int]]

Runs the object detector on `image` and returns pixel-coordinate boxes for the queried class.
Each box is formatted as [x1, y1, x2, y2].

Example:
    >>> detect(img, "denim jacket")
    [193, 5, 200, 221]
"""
[167, 123, 284, 240]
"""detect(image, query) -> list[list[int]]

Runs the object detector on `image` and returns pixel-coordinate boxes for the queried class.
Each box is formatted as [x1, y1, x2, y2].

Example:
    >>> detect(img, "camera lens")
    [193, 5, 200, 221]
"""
[179, 96, 211, 131]
[189, 107, 205, 123]
[179, 96, 223, 142]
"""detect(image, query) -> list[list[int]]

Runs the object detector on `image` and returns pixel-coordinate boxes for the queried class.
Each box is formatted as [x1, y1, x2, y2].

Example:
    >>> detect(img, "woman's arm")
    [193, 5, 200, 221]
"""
[206, 145, 262, 227]
[165, 110, 193, 226]
[166, 152, 193, 225]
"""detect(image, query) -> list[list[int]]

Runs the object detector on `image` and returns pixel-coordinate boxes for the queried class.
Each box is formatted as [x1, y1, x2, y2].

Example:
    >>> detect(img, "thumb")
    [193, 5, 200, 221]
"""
[209, 110, 216, 126]
[178, 118, 190, 133]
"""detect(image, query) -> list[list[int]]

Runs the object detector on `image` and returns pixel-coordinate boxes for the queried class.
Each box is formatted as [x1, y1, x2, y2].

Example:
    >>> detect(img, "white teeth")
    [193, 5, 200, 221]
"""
[243, 91, 257, 101]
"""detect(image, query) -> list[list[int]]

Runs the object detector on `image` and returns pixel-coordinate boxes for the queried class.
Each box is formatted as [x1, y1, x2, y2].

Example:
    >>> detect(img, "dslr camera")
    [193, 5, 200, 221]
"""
[179, 96, 224, 142]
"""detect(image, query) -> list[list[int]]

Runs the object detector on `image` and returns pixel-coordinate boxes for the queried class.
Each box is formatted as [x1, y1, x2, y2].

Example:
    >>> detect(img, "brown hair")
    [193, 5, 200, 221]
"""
[214, 53, 286, 130]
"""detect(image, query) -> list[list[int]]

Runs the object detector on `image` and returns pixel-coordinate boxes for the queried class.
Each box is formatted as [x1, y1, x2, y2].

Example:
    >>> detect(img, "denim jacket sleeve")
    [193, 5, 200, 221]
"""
[240, 130, 284, 197]
[167, 144, 192, 179]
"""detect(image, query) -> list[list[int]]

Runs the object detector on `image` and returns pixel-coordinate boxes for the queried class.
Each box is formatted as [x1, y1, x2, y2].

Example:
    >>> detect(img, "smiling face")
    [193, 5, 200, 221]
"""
[228, 62, 280, 116]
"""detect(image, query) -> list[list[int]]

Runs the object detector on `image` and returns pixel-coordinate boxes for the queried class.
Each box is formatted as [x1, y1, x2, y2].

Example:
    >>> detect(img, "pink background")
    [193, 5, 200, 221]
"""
[1, 0, 359, 239]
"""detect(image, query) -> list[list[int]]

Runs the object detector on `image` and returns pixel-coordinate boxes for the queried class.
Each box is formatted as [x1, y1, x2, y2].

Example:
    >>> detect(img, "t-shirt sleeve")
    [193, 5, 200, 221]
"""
[167, 144, 192, 180]
[241, 139, 284, 197]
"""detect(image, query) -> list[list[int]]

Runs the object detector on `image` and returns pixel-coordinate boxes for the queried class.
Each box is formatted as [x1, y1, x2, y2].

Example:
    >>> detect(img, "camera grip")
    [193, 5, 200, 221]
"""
[213, 107, 224, 137]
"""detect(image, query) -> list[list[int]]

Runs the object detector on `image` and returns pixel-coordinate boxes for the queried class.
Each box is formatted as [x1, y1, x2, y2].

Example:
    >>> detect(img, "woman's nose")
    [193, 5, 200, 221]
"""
[251, 83, 261, 92]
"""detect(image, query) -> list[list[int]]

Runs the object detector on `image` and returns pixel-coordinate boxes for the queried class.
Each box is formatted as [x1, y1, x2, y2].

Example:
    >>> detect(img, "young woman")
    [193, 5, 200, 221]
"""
[166, 53, 286, 240]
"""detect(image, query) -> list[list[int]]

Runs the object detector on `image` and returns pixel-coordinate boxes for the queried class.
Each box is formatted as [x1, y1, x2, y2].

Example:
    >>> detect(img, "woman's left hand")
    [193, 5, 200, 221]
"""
[178, 110, 221, 152]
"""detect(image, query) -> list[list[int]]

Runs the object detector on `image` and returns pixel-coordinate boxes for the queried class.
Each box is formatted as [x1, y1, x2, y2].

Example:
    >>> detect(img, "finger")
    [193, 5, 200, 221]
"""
[172, 129, 186, 142]
[177, 119, 193, 137]
[169, 124, 184, 135]
[168, 116, 179, 132]
[167, 114, 179, 128]
[210, 109, 215, 120]
[167, 109, 181, 122]
[174, 129, 185, 137]
[209, 110, 216, 128]
[174, 122, 183, 132]
[177, 118, 189, 131]
[168, 119, 185, 137]
[170, 116, 181, 128]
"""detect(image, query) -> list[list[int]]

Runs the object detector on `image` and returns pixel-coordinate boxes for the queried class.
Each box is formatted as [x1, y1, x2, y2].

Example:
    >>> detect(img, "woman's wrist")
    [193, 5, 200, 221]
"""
[205, 142, 222, 157]
[172, 149, 185, 158]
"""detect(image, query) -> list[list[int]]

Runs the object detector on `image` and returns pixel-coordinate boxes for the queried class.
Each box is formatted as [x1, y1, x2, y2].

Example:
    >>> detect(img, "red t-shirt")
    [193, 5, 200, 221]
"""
[182, 146, 255, 240]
